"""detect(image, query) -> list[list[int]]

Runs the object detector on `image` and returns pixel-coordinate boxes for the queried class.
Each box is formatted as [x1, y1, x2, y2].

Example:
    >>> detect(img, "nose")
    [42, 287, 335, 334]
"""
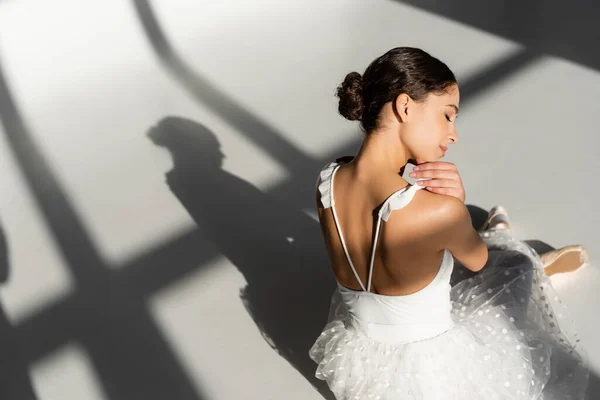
[448, 128, 458, 144]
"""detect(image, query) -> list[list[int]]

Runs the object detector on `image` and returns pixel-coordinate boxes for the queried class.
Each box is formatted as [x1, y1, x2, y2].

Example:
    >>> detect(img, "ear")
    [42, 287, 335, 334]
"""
[393, 93, 410, 122]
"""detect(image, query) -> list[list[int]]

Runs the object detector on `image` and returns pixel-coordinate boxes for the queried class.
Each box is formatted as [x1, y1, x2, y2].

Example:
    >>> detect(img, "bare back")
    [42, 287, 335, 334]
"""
[316, 161, 454, 296]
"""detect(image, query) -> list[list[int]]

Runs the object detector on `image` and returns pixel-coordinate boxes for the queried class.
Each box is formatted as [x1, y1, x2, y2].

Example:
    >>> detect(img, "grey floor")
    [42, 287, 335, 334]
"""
[0, 0, 598, 399]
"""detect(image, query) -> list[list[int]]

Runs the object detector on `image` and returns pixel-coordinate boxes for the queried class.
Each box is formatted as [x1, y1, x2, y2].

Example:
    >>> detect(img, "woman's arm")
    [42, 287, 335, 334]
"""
[439, 198, 488, 272]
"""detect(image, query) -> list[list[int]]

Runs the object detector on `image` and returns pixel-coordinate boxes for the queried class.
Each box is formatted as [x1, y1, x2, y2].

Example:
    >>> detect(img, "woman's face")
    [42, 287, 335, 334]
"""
[402, 84, 460, 161]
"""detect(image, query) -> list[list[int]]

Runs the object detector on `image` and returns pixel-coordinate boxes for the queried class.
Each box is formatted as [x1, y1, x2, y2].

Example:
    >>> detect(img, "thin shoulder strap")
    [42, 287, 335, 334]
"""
[330, 165, 367, 291]
[323, 161, 426, 293]
[366, 217, 382, 292]
[330, 164, 381, 292]
[367, 184, 424, 290]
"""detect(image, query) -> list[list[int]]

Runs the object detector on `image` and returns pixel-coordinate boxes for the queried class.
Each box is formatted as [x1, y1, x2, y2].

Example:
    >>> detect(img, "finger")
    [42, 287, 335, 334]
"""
[416, 178, 459, 188]
[413, 162, 456, 171]
[410, 170, 458, 180]
[416, 158, 427, 164]
[413, 161, 456, 171]
[424, 186, 455, 195]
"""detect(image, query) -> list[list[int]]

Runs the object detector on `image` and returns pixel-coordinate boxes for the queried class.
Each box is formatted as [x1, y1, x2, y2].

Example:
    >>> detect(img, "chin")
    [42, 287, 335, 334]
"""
[434, 150, 446, 161]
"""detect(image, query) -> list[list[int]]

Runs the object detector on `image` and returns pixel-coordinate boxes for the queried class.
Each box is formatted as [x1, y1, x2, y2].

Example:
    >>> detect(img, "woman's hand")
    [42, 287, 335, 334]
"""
[408, 158, 466, 202]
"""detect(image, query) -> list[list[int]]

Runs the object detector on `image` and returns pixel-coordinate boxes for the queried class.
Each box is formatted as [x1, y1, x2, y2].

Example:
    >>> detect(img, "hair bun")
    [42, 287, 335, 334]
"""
[336, 72, 364, 121]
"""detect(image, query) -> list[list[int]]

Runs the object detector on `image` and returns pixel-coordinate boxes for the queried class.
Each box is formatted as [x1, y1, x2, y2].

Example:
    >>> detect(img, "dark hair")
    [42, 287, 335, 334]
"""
[336, 47, 457, 133]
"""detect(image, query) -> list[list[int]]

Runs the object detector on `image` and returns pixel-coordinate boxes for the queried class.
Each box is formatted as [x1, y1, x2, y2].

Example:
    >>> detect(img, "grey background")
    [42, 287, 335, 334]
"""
[0, 0, 598, 399]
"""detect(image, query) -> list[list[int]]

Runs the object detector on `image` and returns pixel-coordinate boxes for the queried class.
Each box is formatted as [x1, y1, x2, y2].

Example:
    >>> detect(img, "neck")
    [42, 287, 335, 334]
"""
[352, 128, 411, 175]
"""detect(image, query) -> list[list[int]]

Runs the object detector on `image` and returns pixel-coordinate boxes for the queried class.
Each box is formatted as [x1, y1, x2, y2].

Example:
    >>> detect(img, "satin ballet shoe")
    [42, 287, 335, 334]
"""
[479, 205, 511, 232]
[541, 245, 589, 276]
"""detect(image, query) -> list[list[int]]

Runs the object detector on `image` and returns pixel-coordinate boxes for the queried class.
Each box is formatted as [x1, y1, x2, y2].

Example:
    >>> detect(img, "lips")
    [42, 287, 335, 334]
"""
[440, 145, 448, 152]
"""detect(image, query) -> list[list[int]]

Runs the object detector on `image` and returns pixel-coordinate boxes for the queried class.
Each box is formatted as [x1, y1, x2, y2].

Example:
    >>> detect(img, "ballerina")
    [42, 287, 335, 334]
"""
[309, 47, 589, 399]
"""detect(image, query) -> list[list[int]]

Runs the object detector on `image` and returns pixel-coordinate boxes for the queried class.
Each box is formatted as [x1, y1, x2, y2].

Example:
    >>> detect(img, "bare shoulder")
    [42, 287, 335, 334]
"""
[393, 191, 486, 272]
[420, 191, 469, 228]
[385, 189, 469, 243]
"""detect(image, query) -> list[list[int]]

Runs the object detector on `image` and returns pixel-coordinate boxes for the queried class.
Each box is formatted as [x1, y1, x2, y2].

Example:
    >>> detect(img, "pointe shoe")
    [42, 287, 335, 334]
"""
[479, 206, 511, 232]
[541, 245, 589, 276]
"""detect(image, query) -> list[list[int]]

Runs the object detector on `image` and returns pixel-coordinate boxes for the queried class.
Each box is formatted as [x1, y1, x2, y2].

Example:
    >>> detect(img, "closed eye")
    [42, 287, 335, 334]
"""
[445, 113, 457, 122]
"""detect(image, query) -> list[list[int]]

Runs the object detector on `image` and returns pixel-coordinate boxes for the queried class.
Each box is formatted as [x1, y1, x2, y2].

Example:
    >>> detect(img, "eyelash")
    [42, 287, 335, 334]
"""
[445, 114, 452, 122]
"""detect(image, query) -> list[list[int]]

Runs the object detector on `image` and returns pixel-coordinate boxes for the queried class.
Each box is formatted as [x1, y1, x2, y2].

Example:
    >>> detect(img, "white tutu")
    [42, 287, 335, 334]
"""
[309, 229, 589, 400]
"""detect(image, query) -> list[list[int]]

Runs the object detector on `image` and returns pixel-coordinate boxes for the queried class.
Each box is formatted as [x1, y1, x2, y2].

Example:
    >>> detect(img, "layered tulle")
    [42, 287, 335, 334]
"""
[309, 229, 589, 399]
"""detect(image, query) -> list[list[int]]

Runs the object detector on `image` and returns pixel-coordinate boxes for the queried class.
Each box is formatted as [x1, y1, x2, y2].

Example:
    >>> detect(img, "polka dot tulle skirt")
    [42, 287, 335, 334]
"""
[309, 230, 589, 399]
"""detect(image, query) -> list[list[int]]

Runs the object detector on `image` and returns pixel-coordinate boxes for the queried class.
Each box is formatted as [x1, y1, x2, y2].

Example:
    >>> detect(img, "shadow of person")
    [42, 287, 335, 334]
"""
[148, 116, 337, 399]
[0, 221, 38, 399]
